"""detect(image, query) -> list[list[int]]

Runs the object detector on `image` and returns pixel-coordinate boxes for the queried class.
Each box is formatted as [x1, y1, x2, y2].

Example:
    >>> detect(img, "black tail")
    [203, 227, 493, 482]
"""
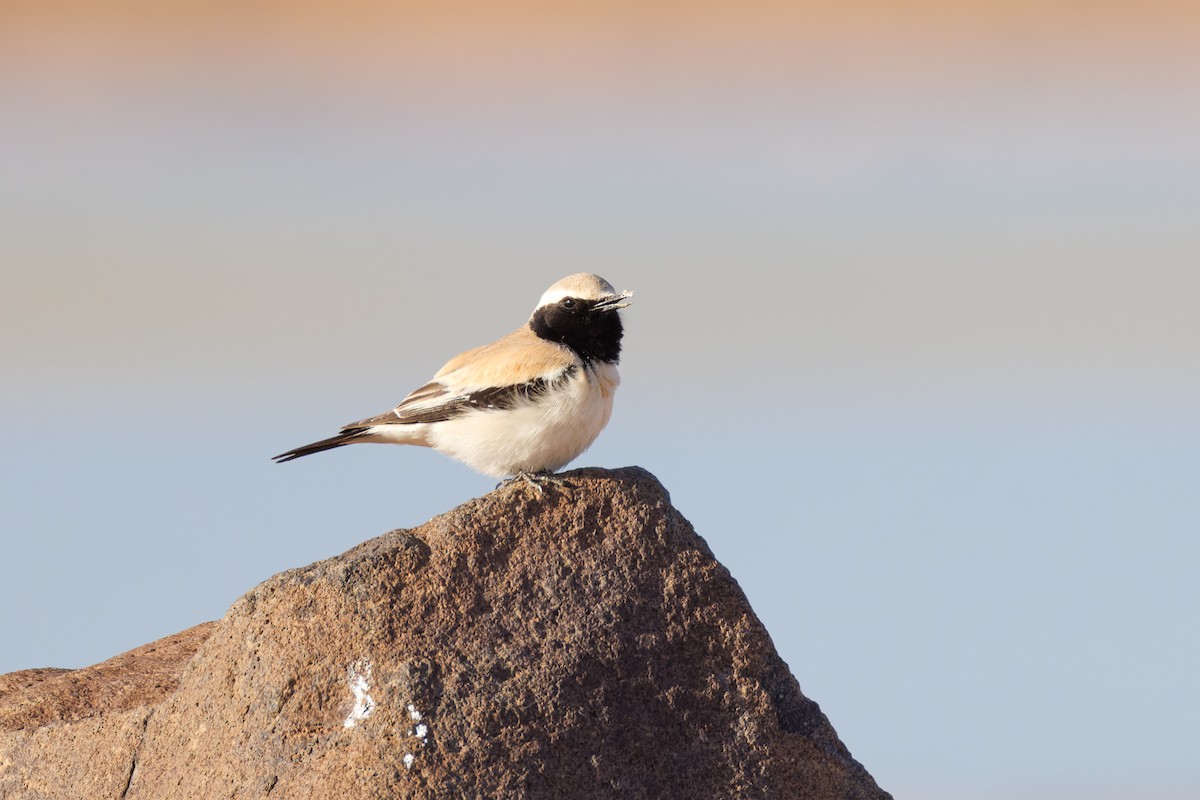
[272, 429, 368, 463]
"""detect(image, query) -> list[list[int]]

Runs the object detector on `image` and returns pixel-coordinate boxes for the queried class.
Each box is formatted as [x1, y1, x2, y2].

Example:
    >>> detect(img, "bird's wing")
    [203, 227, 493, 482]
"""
[343, 328, 578, 430]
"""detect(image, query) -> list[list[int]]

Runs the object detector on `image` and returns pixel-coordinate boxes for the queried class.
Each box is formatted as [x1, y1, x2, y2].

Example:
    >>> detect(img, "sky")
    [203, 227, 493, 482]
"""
[2, 2, 1198, 797]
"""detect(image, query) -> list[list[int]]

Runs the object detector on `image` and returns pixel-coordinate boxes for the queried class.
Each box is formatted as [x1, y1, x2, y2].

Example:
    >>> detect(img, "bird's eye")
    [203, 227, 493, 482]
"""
[561, 298, 577, 309]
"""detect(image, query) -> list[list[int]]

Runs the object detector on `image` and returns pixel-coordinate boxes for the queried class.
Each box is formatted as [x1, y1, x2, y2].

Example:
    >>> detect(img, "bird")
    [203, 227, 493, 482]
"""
[273, 273, 632, 486]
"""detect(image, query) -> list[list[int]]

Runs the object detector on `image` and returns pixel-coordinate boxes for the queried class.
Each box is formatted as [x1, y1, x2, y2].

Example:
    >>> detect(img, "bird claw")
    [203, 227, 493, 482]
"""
[498, 471, 571, 495]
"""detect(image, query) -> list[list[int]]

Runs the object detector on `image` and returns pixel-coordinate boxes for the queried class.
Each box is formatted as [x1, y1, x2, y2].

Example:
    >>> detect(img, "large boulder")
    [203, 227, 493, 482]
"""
[1, 467, 889, 799]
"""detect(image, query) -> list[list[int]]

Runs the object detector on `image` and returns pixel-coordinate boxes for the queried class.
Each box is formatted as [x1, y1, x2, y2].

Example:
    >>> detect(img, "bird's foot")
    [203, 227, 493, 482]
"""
[499, 471, 571, 496]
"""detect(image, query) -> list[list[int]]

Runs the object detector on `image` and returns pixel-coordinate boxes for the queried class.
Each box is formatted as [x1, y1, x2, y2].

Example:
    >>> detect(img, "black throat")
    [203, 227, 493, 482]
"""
[529, 303, 624, 364]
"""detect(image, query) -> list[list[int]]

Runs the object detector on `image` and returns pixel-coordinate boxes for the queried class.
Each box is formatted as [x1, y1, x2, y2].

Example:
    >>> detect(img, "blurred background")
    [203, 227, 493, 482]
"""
[2, 1, 1197, 797]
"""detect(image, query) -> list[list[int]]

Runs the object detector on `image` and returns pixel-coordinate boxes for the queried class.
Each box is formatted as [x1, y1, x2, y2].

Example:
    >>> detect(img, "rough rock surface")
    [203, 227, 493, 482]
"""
[0, 624, 216, 798]
[0, 467, 890, 799]
[0, 623, 216, 732]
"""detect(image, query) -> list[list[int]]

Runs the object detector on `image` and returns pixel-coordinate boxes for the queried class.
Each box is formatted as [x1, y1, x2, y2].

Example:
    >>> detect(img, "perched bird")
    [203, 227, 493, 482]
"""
[273, 273, 632, 484]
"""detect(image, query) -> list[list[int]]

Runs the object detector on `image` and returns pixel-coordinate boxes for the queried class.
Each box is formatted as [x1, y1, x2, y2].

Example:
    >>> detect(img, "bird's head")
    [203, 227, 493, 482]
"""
[529, 273, 632, 363]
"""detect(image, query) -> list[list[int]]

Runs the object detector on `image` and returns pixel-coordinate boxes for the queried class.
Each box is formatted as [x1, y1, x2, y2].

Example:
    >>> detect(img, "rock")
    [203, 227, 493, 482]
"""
[0, 624, 216, 798]
[0, 623, 217, 732]
[0, 467, 890, 799]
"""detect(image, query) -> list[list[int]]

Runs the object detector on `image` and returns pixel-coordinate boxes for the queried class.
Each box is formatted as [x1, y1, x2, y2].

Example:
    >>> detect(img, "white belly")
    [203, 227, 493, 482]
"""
[428, 362, 619, 477]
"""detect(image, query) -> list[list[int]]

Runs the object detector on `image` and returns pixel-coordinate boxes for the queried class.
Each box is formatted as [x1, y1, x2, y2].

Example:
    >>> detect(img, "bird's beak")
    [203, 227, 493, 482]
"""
[593, 290, 633, 312]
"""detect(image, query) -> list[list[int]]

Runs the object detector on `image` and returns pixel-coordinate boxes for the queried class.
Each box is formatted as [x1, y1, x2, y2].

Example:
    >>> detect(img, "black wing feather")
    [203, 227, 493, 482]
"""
[271, 429, 370, 463]
[272, 366, 578, 463]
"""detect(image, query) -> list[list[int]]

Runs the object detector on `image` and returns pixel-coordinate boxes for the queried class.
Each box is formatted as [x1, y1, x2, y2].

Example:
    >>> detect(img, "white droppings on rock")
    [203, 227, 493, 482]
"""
[402, 702, 430, 769]
[342, 660, 376, 729]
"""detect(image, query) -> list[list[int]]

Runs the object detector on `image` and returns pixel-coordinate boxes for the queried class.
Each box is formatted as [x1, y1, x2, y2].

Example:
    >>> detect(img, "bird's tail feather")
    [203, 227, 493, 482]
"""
[272, 428, 369, 463]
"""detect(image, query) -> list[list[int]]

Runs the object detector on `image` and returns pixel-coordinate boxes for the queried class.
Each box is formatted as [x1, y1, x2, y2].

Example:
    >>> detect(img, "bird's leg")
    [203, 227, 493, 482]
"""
[499, 471, 571, 495]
